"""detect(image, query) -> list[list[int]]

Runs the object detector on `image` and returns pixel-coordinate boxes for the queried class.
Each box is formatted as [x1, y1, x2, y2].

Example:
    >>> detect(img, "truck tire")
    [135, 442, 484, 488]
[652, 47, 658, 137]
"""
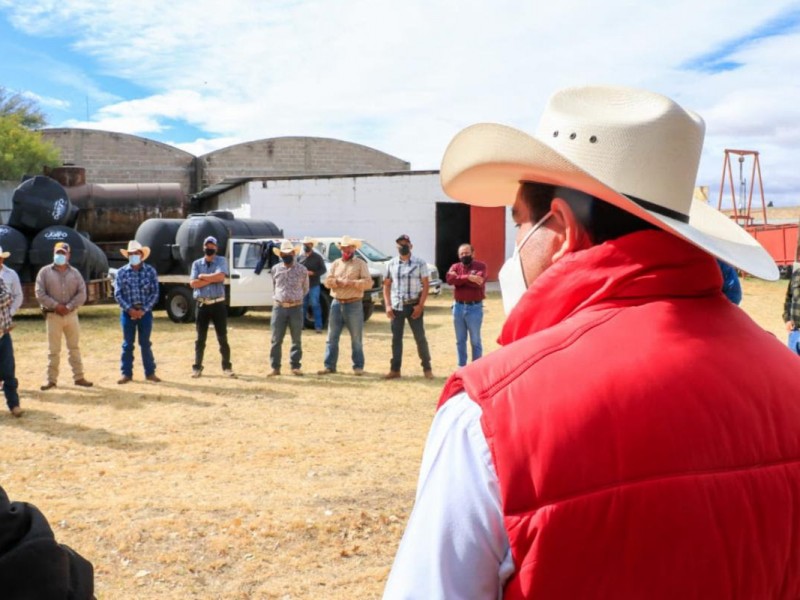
[227, 306, 248, 317]
[166, 286, 196, 323]
[362, 301, 375, 322]
[304, 290, 331, 330]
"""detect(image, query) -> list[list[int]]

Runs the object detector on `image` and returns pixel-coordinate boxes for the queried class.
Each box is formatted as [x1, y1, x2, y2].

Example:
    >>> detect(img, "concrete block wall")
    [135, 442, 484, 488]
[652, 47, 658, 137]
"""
[42, 129, 196, 194]
[199, 137, 410, 188]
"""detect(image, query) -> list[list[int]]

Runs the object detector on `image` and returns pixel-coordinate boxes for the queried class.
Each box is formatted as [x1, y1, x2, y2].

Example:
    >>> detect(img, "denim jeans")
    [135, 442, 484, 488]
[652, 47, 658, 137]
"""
[323, 300, 364, 371]
[452, 301, 484, 367]
[788, 330, 800, 355]
[0, 333, 19, 411]
[303, 285, 323, 331]
[120, 310, 156, 377]
[270, 305, 303, 370]
[390, 303, 431, 372]
[194, 302, 232, 371]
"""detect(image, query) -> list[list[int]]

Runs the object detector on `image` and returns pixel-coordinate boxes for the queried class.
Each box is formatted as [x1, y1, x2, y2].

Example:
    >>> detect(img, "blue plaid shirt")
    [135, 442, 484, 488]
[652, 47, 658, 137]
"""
[114, 262, 159, 312]
[190, 255, 228, 300]
[386, 254, 430, 310]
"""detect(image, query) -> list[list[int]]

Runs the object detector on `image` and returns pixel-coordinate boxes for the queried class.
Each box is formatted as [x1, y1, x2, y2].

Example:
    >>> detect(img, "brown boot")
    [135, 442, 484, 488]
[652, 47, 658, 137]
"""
[117, 376, 132, 385]
[74, 378, 93, 387]
[383, 370, 401, 380]
[423, 370, 434, 379]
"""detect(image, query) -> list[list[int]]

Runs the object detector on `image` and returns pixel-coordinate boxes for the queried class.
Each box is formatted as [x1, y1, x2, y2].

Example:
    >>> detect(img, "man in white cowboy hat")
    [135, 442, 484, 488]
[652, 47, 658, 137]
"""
[318, 235, 372, 376]
[114, 240, 161, 384]
[35, 242, 93, 390]
[0, 246, 22, 416]
[268, 240, 309, 376]
[189, 236, 234, 378]
[297, 236, 327, 333]
[384, 86, 800, 599]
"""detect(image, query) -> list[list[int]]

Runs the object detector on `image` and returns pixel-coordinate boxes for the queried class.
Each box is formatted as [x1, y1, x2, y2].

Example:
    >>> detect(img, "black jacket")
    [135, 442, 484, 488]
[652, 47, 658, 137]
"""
[0, 485, 94, 599]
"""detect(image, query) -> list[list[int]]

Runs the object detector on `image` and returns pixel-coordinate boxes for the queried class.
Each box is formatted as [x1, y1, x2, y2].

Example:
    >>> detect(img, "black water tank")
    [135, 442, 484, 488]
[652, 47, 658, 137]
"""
[8, 176, 73, 233]
[134, 218, 184, 275]
[29, 226, 109, 280]
[0, 225, 30, 282]
[174, 214, 282, 271]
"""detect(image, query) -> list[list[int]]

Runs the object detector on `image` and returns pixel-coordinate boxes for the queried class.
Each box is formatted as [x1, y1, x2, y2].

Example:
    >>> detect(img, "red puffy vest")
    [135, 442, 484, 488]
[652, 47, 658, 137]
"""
[440, 231, 800, 599]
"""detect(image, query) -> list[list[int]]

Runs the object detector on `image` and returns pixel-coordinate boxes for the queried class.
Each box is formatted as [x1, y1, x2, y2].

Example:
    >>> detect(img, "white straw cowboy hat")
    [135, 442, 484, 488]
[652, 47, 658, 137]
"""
[440, 85, 778, 280]
[301, 236, 318, 245]
[272, 239, 301, 257]
[119, 240, 151, 261]
[0, 246, 10, 259]
[335, 235, 363, 250]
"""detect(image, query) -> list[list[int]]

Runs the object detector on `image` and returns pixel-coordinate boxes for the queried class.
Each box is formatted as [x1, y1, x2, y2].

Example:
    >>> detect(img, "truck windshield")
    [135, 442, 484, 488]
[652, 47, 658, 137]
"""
[358, 241, 391, 262]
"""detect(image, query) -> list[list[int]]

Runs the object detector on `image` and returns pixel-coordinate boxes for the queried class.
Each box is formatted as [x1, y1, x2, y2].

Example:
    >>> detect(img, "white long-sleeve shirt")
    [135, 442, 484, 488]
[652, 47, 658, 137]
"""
[383, 392, 514, 600]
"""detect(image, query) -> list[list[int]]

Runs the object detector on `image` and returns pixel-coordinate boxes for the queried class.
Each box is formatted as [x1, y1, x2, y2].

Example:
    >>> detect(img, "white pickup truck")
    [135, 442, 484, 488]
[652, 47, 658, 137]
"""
[157, 237, 384, 324]
[311, 238, 442, 297]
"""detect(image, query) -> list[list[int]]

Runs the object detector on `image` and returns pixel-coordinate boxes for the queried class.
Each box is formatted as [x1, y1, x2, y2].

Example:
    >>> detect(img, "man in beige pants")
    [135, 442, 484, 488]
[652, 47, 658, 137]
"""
[34, 242, 93, 390]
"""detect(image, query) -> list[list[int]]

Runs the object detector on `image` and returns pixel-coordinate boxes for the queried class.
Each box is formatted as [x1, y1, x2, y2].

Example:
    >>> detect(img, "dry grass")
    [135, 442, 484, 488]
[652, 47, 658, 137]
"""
[0, 276, 788, 599]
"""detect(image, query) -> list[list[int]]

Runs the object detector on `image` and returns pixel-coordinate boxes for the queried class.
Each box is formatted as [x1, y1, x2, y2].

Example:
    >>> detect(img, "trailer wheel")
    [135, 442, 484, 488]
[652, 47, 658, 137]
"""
[166, 287, 196, 323]
[227, 306, 248, 317]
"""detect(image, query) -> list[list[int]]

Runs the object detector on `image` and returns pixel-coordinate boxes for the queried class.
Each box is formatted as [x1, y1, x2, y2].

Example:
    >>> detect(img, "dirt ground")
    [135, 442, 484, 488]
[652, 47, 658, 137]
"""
[0, 276, 789, 599]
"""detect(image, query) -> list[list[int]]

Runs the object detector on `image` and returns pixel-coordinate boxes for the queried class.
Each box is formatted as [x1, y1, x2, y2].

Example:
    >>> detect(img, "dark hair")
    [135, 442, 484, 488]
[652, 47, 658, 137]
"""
[518, 182, 656, 245]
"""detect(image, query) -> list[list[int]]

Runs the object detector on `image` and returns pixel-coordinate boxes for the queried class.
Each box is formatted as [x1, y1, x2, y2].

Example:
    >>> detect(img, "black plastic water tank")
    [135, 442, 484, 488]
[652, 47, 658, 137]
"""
[134, 218, 185, 275]
[8, 176, 73, 233]
[0, 225, 30, 281]
[174, 215, 282, 271]
[29, 226, 109, 280]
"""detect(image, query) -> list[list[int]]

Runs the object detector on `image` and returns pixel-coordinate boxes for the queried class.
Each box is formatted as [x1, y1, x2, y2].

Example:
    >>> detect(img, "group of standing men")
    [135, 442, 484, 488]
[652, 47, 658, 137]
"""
[2, 229, 490, 418]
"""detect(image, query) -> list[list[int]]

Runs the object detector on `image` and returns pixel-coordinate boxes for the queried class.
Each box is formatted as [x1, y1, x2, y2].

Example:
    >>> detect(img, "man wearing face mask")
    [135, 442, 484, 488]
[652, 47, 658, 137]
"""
[35, 242, 93, 390]
[268, 240, 309, 376]
[318, 235, 372, 376]
[0, 247, 22, 417]
[298, 237, 326, 333]
[446, 243, 487, 368]
[384, 86, 800, 598]
[114, 240, 161, 384]
[189, 236, 235, 378]
[382, 235, 433, 379]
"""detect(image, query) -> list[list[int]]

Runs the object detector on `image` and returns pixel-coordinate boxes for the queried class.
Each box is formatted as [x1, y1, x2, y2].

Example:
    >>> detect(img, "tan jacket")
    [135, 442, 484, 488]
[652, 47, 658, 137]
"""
[35, 264, 87, 311]
[324, 258, 371, 301]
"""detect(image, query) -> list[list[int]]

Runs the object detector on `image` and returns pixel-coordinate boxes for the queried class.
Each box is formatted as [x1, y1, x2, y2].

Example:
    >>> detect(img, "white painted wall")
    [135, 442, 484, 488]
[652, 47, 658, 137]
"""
[213, 172, 445, 265]
[211, 171, 517, 270]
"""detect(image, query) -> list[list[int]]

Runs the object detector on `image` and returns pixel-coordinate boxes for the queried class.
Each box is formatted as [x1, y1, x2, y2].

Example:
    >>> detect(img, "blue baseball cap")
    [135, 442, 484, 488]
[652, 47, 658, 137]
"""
[203, 236, 218, 246]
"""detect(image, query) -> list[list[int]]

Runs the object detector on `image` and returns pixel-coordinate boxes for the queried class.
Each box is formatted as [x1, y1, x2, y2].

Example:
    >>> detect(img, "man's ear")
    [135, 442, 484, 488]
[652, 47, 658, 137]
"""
[550, 198, 591, 262]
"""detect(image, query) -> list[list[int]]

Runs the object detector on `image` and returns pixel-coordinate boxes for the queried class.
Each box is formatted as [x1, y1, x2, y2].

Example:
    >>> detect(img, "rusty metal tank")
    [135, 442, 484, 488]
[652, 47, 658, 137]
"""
[66, 182, 186, 242]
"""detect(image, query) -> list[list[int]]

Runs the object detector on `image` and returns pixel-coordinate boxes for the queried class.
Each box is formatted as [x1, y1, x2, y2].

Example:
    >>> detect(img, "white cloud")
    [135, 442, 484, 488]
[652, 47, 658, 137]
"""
[2, 0, 799, 203]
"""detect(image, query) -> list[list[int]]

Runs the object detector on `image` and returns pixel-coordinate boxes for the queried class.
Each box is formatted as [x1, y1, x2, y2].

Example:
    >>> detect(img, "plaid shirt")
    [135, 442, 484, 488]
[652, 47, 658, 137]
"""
[386, 254, 430, 310]
[0, 279, 12, 334]
[783, 267, 800, 326]
[114, 262, 160, 312]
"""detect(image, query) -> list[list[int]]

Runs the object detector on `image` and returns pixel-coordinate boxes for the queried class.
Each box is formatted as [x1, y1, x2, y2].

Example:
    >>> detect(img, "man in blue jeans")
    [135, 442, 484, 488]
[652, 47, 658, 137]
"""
[318, 235, 372, 376]
[298, 237, 327, 333]
[446, 243, 487, 367]
[783, 264, 800, 354]
[269, 240, 309, 376]
[114, 240, 161, 383]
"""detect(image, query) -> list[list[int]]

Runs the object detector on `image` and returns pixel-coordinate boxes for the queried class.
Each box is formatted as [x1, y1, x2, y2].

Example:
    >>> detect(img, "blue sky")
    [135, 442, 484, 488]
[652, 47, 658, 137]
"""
[1, 0, 799, 205]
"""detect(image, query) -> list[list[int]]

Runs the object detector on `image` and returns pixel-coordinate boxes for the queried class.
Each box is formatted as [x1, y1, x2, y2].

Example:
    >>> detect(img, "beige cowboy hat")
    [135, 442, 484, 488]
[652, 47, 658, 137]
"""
[440, 85, 778, 280]
[120, 240, 151, 261]
[272, 239, 301, 257]
[301, 236, 318, 245]
[335, 235, 362, 250]
[0, 246, 10, 259]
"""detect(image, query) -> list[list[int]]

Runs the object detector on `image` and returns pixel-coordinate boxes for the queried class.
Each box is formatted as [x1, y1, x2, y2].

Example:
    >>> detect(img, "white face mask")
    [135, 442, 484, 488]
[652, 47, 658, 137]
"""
[129, 254, 142, 266]
[498, 211, 553, 315]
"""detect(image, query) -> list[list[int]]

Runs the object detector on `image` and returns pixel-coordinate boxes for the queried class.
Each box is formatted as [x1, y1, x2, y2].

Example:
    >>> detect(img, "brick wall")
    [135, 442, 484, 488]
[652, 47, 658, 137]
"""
[41, 130, 411, 196]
